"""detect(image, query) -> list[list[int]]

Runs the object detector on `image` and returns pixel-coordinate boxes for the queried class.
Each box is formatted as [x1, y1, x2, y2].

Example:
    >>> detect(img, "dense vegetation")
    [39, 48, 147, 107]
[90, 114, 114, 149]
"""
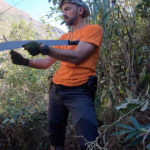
[0, 0, 150, 149]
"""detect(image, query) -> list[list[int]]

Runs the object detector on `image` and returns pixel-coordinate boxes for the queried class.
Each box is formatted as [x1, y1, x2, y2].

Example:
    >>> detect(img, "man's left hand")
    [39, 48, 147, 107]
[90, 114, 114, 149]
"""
[22, 41, 42, 56]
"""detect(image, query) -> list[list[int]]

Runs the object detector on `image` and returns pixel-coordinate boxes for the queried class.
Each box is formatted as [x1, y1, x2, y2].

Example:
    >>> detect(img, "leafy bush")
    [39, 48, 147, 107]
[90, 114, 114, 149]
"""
[111, 116, 150, 149]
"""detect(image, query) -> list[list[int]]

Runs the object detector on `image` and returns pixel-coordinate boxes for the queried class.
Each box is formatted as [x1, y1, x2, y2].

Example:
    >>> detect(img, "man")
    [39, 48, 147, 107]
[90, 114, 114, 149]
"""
[10, 0, 103, 149]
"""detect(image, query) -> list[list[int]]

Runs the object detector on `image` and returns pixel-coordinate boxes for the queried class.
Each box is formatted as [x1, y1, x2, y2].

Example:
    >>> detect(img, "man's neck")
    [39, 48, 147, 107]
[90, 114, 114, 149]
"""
[71, 20, 85, 32]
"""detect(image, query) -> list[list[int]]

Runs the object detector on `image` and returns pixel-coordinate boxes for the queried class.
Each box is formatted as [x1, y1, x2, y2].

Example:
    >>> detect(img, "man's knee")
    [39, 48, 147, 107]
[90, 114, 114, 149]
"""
[75, 117, 99, 150]
[75, 117, 98, 139]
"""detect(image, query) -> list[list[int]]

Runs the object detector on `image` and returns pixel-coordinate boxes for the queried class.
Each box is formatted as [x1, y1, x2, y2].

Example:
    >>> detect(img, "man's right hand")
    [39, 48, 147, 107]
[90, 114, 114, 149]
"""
[10, 50, 29, 66]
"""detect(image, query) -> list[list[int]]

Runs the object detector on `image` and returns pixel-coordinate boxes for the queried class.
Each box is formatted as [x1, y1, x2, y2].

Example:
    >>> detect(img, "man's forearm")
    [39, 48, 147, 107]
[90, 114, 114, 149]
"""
[39, 41, 96, 66]
[48, 47, 79, 64]
[28, 57, 57, 69]
[40, 44, 79, 65]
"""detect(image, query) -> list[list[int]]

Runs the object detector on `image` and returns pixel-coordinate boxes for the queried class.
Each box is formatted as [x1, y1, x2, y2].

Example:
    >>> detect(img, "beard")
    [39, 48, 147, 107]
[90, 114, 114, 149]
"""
[65, 16, 76, 26]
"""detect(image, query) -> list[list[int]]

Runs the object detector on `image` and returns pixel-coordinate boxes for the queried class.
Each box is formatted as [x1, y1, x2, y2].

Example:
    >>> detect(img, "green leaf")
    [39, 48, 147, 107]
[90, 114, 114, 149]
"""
[146, 84, 150, 95]
[115, 103, 128, 110]
[137, 55, 143, 64]
[146, 144, 150, 149]
[92, 2, 97, 24]
[141, 128, 147, 133]
[40, 142, 43, 148]
[94, 0, 102, 10]
[61, 20, 65, 25]
[103, 133, 106, 144]
[119, 91, 125, 95]
[45, 143, 48, 148]
[131, 116, 141, 132]
[101, 10, 111, 25]
[140, 100, 149, 111]
[102, 0, 108, 18]
[120, 108, 130, 115]
[125, 131, 138, 141]
[111, 130, 133, 136]
[3, 118, 10, 124]
[125, 137, 143, 147]
[53, 0, 57, 6]
[131, 99, 140, 104]
[140, 74, 150, 84]
[127, 103, 138, 111]
[147, 123, 150, 127]
[126, 88, 132, 102]
[117, 124, 136, 131]
[10, 118, 15, 124]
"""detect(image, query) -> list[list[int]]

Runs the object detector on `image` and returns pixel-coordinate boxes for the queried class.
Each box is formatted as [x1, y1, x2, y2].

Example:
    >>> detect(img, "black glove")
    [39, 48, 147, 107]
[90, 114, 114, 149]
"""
[22, 41, 42, 56]
[10, 50, 29, 66]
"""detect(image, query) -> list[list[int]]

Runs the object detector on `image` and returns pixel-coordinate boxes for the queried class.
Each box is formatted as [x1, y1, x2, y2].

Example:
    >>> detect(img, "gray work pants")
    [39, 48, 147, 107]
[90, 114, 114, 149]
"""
[48, 83, 99, 150]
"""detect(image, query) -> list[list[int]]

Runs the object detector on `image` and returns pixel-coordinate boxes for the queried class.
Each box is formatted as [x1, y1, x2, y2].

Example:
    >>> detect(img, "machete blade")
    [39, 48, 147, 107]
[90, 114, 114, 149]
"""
[0, 40, 69, 51]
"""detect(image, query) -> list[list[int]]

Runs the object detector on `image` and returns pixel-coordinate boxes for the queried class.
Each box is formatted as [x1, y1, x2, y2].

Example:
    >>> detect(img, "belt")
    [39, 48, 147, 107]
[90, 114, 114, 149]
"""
[55, 82, 88, 89]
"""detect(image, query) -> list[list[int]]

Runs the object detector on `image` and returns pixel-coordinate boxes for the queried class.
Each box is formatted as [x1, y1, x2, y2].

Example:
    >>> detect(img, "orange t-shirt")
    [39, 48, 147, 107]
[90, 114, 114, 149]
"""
[52, 24, 103, 86]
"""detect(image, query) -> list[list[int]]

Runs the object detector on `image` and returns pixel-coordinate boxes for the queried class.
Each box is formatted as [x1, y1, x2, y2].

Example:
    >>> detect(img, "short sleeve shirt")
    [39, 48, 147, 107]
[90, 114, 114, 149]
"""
[52, 24, 103, 86]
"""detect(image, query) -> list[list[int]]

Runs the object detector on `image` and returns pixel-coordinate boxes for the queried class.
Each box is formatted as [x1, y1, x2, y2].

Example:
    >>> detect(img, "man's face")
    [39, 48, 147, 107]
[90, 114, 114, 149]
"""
[62, 3, 78, 26]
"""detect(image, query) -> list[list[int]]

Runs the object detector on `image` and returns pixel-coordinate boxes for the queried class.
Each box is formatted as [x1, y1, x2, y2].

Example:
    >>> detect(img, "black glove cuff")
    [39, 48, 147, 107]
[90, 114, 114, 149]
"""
[23, 59, 29, 66]
[41, 45, 49, 55]
[38, 43, 43, 53]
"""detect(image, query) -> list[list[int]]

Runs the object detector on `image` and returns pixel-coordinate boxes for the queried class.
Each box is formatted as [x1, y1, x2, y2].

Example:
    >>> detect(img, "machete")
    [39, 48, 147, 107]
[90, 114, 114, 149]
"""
[0, 40, 79, 51]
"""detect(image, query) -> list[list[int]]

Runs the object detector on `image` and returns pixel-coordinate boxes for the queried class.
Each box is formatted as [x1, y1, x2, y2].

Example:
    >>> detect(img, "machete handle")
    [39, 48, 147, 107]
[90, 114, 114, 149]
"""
[68, 40, 79, 45]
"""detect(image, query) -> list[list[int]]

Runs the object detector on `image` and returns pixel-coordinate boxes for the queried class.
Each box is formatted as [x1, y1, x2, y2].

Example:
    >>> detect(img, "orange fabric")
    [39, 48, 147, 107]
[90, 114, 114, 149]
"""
[52, 24, 103, 86]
